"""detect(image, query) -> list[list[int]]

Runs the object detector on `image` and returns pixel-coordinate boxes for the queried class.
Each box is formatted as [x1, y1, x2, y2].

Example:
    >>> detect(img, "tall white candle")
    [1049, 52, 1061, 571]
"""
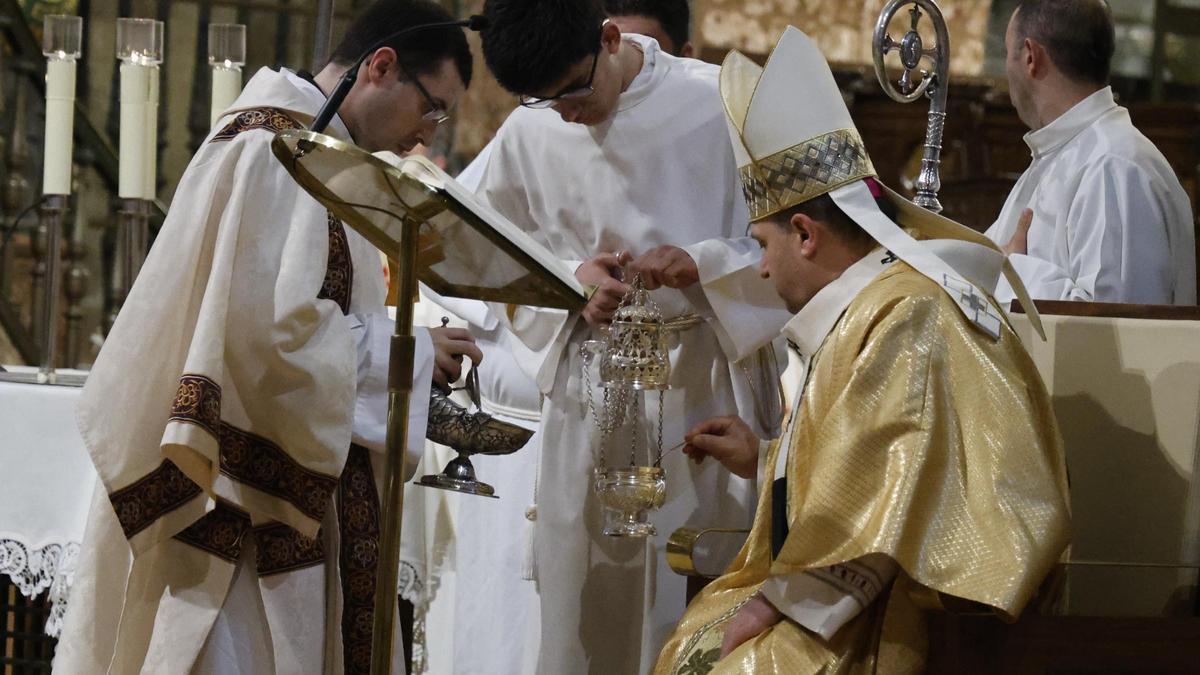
[210, 66, 242, 127]
[118, 61, 149, 199]
[208, 24, 245, 128]
[116, 17, 162, 201]
[143, 66, 159, 200]
[42, 58, 76, 196]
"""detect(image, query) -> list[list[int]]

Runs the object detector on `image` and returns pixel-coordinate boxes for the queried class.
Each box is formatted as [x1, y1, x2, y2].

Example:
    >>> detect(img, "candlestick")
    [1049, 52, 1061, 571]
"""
[42, 15, 82, 197]
[114, 198, 150, 316]
[37, 195, 67, 383]
[208, 23, 246, 127]
[65, 191, 88, 369]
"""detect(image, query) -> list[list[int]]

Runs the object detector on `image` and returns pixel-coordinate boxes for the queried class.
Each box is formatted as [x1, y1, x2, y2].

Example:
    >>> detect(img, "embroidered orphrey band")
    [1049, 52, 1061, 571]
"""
[169, 373, 222, 438]
[167, 374, 340, 524]
[210, 107, 301, 142]
[109, 459, 203, 539]
[207, 108, 355, 314]
[254, 521, 325, 576]
[173, 501, 251, 562]
[172, 500, 325, 575]
[740, 127, 875, 222]
[338, 444, 383, 675]
[219, 422, 339, 523]
[319, 212, 354, 315]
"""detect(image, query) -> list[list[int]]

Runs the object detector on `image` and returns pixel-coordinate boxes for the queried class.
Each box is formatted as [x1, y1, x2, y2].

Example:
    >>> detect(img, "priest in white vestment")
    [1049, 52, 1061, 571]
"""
[470, 2, 793, 672]
[53, 3, 478, 672]
[986, 0, 1195, 305]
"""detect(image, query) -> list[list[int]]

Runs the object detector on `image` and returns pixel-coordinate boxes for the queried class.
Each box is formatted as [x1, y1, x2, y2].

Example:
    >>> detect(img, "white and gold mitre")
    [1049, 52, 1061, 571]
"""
[721, 26, 1045, 339]
[720, 27, 874, 221]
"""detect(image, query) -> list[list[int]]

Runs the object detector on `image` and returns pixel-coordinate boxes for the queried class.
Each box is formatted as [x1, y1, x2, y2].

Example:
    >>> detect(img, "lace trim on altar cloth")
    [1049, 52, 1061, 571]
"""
[399, 560, 424, 605]
[0, 538, 81, 637]
[400, 560, 427, 673]
[400, 561, 441, 675]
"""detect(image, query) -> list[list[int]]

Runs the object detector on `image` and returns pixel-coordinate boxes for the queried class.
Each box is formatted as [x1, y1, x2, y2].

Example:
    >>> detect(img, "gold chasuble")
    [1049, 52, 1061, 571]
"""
[656, 265, 1070, 674]
[655, 27, 1071, 675]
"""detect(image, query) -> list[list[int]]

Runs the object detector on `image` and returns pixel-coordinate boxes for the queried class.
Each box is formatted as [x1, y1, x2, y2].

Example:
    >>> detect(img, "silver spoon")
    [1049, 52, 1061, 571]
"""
[653, 439, 688, 467]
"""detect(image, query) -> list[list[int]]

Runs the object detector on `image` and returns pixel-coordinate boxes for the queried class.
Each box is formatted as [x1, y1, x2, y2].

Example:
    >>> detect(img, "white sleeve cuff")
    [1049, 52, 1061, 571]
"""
[681, 238, 792, 363]
[490, 301, 575, 394]
[350, 315, 434, 480]
[406, 328, 434, 478]
[997, 253, 1086, 303]
[760, 554, 898, 641]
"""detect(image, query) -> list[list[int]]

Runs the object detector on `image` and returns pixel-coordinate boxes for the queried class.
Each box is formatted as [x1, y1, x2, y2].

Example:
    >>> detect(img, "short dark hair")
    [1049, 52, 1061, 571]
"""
[1015, 0, 1114, 86]
[774, 192, 892, 251]
[603, 0, 690, 54]
[481, 0, 606, 95]
[330, 0, 473, 88]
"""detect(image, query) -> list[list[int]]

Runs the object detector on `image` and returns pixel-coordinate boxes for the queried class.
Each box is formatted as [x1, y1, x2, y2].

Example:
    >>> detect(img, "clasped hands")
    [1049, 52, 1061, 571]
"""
[574, 246, 699, 326]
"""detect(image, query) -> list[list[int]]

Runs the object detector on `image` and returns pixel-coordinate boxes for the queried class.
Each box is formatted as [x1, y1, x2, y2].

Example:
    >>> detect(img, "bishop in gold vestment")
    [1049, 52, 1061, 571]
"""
[655, 27, 1071, 675]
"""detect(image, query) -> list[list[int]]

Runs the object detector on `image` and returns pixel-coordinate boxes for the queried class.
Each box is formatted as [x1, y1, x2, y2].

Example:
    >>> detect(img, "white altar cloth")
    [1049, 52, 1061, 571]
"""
[0, 366, 96, 636]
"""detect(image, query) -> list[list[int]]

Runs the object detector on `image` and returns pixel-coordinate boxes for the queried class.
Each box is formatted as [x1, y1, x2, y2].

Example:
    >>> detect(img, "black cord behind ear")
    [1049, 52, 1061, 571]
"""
[309, 15, 487, 135]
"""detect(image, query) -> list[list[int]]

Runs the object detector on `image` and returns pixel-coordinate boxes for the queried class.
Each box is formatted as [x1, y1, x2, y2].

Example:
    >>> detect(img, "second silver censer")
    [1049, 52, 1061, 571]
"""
[582, 274, 669, 537]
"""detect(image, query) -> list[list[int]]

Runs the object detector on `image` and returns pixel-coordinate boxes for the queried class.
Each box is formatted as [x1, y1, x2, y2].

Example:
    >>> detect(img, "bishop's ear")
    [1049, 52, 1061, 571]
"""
[789, 212, 821, 258]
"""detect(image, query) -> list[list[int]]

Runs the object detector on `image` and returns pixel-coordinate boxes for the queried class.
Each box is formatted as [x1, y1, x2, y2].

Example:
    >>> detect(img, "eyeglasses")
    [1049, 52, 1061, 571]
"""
[397, 60, 450, 125]
[520, 48, 600, 109]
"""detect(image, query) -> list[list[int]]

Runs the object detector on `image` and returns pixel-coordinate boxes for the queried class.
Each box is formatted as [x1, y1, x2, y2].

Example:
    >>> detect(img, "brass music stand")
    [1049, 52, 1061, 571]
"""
[271, 129, 584, 674]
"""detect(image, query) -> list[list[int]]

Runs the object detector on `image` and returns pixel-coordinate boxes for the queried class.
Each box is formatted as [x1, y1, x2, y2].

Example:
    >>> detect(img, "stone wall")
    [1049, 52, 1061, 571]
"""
[695, 0, 993, 75]
[448, 15, 517, 166]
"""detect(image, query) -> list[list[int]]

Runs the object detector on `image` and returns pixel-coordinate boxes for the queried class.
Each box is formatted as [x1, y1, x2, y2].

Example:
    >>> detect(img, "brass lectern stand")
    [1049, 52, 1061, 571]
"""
[271, 130, 584, 674]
